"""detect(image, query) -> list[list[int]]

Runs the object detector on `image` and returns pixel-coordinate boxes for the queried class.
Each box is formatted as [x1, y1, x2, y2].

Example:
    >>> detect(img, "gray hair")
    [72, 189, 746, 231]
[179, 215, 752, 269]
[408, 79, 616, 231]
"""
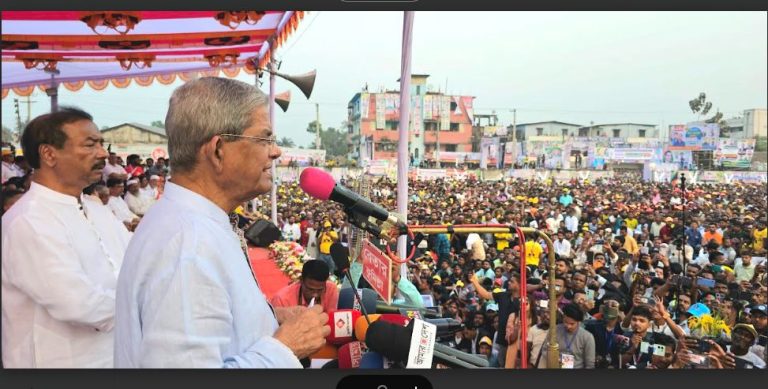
[164, 77, 268, 173]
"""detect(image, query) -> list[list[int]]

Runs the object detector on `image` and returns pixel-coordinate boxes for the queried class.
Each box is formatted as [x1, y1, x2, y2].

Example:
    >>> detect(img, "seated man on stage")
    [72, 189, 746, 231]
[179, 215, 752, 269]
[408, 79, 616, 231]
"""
[271, 260, 339, 313]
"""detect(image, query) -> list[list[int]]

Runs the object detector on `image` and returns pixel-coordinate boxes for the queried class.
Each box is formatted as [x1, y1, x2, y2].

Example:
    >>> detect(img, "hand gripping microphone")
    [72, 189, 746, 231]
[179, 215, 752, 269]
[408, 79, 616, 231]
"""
[299, 167, 405, 238]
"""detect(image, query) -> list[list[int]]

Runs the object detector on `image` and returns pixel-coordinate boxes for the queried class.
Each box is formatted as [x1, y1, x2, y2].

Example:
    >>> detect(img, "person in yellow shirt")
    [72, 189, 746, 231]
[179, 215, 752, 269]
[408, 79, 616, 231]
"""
[495, 232, 513, 251]
[625, 214, 639, 231]
[317, 220, 339, 274]
[525, 240, 543, 266]
[753, 221, 767, 252]
[620, 226, 639, 255]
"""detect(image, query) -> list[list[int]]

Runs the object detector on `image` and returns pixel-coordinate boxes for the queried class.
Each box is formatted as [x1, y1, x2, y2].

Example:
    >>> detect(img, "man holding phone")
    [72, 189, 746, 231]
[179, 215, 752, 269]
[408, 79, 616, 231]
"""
[729, 324, 766, 368]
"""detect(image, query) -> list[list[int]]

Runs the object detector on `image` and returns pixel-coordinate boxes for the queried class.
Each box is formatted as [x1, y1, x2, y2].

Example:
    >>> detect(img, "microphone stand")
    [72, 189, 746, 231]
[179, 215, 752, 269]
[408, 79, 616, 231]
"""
[680, 173, 687, 274]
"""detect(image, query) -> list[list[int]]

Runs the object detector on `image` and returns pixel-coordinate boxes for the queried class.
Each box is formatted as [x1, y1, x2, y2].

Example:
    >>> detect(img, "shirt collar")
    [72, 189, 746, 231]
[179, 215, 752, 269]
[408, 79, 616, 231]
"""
[163, 181, 230, 228]
[28, 181, 80, 206]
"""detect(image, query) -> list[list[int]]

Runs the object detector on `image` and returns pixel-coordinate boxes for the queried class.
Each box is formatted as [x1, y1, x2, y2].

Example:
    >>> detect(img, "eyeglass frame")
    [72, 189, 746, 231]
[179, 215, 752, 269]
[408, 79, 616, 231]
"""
[219, 133, 278, 147]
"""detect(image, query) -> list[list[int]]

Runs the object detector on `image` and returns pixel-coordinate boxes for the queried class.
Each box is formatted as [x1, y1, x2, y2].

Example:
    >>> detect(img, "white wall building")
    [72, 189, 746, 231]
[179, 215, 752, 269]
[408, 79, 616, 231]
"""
[722, 109, 767, 139]
[514, 121, 583, 140]
[586, 123, 658, 139]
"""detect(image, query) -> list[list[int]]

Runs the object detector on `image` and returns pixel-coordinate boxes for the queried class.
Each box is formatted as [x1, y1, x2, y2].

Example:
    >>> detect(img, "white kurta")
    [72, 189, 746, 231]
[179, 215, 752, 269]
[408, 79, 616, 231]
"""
[124, 191, 153, 216]
[1, 182, 129, 367]
[2, 161, 21, 184]
[114, 182, 301, 368]
[108, 196, 138, 223]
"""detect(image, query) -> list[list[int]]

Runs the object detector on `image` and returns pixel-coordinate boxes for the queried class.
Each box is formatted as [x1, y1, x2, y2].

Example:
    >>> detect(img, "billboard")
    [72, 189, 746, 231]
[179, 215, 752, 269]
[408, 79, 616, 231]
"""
[605, 148, 660, 161]
[661, 147, 693, 169]
[669, 122, 719, 150]
[275, 148, 326, 166]
[714, 139, 755, 169]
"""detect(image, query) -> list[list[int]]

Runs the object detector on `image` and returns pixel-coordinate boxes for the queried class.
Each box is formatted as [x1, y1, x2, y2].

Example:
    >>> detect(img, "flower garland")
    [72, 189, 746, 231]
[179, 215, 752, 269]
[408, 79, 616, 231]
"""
[269, 241, 308, 283]
[687, 313, 731, 339]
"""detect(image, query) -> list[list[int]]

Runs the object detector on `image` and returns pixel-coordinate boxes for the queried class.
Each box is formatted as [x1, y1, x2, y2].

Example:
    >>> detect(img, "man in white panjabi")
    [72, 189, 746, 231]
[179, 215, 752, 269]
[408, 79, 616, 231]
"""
[1, 107, 129, 368]
[115, 77, 331, 368]
[106, 177, 139, 230]
[124, 178, 153, 216]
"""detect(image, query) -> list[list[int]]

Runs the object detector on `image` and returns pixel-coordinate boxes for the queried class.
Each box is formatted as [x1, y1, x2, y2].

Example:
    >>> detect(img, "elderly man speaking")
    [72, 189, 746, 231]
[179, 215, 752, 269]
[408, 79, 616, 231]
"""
[115, 77, 330, 368]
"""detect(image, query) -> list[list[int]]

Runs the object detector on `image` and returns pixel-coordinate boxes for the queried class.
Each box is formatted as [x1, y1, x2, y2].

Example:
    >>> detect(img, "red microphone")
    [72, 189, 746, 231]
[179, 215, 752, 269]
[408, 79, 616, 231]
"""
[337, 341, 365, 369]
[326, 310, 362, 345]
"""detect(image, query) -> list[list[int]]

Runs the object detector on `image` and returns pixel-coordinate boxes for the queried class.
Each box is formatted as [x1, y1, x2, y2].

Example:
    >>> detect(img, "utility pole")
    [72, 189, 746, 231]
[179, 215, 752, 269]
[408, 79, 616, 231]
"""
[315, 102, 321, 149]
[13, 98, 22, 133]
[25, 94, 37, 124]
[436, 78, 447, 168]
[511, 108, 517, 168]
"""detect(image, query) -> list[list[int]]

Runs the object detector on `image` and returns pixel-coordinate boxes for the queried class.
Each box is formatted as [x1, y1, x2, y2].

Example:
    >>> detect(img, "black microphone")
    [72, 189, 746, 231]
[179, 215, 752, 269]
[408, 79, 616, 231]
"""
[375, 302, 442, 319]
[331, 242, 372, 324]
[365, 319, 489, 369]
[424, 318, 464, 338]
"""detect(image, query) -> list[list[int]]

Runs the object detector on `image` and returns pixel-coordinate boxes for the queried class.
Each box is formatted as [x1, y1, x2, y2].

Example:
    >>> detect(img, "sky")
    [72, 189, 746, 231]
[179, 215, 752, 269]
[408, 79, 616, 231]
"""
[2, 11, 767, 148]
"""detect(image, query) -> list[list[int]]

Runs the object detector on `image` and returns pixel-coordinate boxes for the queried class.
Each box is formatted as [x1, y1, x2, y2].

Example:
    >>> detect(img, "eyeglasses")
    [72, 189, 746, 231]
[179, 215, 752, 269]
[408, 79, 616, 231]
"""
[219, 133, 278, 146]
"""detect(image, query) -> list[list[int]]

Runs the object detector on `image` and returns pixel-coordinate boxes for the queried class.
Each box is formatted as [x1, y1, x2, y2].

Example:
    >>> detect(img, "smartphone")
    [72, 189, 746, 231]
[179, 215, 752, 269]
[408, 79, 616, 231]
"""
[639, 297, 649, 304]
[697, 339, 712, 353]
[538, 299, 549, 309]
[641, 247, 649, 255]
[697, 277, 716, 288]
[734, 358, 755, 369]
[652, 344, 666, 357]
[687, 353, 709, 367]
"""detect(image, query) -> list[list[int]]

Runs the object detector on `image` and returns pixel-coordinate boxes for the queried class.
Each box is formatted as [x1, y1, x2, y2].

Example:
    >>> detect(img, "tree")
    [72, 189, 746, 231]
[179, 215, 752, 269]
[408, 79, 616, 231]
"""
[277, 137, 295, 148]
[306, 120, 321, 134]
[319, 127, 348, 158]
[151, 120, 165, 128]
[2, 125, 16, 143]
[688, 92, 729, 137]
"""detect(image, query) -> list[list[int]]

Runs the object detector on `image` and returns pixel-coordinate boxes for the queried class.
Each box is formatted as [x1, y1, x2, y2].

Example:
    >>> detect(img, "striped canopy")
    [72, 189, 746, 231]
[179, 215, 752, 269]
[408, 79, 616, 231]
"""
[1, 11, 305, 98]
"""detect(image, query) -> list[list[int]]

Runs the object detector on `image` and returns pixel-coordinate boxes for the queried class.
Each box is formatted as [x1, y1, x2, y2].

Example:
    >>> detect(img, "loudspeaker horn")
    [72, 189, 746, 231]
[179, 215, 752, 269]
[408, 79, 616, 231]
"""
[275, 90, 291, 112]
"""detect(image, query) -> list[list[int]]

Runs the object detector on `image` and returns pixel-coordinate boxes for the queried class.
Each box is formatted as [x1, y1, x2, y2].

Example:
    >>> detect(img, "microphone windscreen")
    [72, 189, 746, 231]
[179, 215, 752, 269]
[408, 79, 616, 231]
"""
[359, 351, 385, 369]
[377, 313, 410, 327]
[365, 320, 412, 363]
[330, 242, 351, 272]
[338, 287, 378, 313]
[326, 310, 362, 345]
[299, 167, 336, 200]
[310, 342, 338, 359]
[353, 314, 380, 343]
[337, 341, 365, 369]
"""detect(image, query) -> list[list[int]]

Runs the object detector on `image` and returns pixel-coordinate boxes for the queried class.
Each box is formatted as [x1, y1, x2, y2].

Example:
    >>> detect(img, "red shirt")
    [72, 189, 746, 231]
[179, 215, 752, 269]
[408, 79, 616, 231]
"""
[270, 281, 339, 313]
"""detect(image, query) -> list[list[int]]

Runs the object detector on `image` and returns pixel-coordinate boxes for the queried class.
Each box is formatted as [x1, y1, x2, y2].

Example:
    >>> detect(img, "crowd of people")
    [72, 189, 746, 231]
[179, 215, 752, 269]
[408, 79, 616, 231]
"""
[253, 171, 768, 369]
[1, 77, 766, 369]
[2, 144, 169, 231]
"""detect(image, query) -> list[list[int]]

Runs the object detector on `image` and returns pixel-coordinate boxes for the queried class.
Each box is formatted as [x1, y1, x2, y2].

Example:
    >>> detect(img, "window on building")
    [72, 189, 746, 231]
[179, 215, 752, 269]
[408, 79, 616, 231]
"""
[445, 144, 458, 152]
[536, 128, 544, 136]
[425, 122, 437, 132]
[375, 142, 397, 152]
[384, 120, 399, 131]
[613, 129, 621, 138]
[638, 129, 646, 138]
[450, 123, 460, 132]
[562, 128, 568, 137]
[578, 128, 589, 137]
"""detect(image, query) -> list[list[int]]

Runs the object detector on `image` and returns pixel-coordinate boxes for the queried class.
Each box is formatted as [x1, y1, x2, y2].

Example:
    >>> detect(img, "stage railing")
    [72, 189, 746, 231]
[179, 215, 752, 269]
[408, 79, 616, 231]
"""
[405, 225, 559, 369]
